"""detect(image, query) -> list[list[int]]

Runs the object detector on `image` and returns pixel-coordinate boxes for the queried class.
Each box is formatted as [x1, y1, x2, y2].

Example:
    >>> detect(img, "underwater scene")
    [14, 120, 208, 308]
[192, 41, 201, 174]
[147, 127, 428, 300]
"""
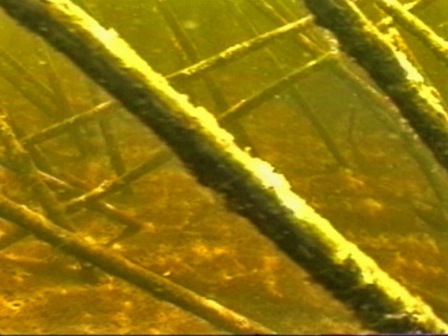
[0, 0, 447, 334]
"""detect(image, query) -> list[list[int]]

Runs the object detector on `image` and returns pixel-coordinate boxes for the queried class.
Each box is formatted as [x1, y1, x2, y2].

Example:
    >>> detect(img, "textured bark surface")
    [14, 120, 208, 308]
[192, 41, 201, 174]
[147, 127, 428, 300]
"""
[0, 0, 447, 333]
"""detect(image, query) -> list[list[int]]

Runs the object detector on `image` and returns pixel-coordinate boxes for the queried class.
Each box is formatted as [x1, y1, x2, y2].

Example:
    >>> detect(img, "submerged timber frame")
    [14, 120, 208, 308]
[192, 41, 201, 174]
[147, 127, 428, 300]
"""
[0, 0, 447, 333]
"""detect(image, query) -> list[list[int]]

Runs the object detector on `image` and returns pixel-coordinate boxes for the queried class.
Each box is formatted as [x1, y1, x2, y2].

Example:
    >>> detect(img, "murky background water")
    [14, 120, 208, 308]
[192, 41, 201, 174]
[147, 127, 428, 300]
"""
[0, 0, 447, 333]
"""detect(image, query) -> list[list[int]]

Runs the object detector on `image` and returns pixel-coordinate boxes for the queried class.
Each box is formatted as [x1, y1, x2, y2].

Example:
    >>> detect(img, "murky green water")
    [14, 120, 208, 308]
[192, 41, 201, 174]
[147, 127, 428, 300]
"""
[0, 0, 447, 333]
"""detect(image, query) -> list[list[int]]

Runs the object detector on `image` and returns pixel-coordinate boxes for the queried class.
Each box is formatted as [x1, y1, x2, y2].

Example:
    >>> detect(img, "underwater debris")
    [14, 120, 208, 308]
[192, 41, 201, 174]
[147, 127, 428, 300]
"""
[1, 0, 446, 333]
[0, 0, 446, 333]
[303, 0, 448, 173]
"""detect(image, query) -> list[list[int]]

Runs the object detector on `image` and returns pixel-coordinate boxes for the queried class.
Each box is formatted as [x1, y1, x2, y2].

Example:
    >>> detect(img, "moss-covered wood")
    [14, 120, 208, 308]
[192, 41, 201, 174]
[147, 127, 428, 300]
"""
[0, 0, 447, 333]
[302, 0, 448, 173]
[0, 194, 274, 334]
[375, 0, 448, 69]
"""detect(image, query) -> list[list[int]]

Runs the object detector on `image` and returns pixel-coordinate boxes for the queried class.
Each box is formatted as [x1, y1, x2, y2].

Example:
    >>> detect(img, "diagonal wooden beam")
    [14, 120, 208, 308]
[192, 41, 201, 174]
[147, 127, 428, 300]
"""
[0, 0, 447, 332]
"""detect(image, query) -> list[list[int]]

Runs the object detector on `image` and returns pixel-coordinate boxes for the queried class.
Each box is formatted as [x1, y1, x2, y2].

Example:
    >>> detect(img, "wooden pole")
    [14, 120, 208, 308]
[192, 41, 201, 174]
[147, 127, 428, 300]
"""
[302, 0, 448, 173]
[0, 0, 447, 332]
[0, 194, 274, 334]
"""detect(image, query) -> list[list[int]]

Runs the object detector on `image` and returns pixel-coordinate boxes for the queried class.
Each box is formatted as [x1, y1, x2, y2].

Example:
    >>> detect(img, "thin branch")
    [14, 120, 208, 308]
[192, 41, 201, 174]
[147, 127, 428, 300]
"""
[375, 0, 448, 68]
[21, 100, 116, 145]
[64, 148, 171, 211]
[0, 110, 73, 230]
[0, 194, 275, 334]
[223, 0, 350, 167]
[220, 53, 331, 125]
[167, 16, 313, 81]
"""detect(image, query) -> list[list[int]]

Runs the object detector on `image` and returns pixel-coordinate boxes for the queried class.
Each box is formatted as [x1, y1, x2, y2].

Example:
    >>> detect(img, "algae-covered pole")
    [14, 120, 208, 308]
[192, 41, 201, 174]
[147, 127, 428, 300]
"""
[0, 194, 275, 335]
[375, 0, 448, 69]
[22, 100, 116, 145]
[220, 53, 331, 125]
[302, 0, 448, 172]
[0, 109, 74, 231]
[0, 0, 447, 332]
[167, 16, 313, 81]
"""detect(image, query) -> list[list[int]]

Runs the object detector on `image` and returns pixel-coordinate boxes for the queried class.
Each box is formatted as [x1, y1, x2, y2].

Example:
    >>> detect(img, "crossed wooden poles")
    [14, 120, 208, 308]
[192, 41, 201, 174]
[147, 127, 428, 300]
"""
[0, 0, 447, 333]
